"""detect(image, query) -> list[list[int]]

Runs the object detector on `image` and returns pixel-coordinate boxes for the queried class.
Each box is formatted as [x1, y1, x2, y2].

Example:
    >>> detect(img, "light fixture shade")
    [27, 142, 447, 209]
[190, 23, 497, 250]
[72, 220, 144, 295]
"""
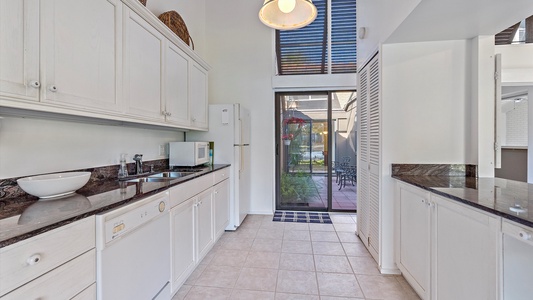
[259, 0, 318, 30]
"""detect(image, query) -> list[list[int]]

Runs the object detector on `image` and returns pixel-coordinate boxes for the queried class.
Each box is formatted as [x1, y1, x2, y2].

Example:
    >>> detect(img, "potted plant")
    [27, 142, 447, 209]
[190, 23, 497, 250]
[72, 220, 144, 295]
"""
[283, 117, 305, 131]
[282, 133, 293, 145]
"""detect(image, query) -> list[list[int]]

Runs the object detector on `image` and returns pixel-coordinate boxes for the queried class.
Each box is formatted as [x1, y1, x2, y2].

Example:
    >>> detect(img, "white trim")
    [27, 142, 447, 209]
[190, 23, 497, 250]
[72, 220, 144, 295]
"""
[272, 74, 357, 91]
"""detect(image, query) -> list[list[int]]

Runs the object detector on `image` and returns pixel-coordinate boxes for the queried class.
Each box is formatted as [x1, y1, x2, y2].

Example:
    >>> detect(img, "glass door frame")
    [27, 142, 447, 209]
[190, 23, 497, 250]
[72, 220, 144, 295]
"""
[275, 91, 334, 212]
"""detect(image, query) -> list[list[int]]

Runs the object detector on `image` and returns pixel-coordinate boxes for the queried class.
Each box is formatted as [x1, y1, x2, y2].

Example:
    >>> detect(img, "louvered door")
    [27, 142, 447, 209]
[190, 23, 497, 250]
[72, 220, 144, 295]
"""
[357, 63, 370, 246]
[367, 56, 380, 258]
[357, 53, 380, 262]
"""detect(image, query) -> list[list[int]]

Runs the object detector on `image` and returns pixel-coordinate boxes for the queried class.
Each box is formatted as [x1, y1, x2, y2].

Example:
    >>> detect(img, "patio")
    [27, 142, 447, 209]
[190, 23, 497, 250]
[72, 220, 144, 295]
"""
[279, 174, 357, 211]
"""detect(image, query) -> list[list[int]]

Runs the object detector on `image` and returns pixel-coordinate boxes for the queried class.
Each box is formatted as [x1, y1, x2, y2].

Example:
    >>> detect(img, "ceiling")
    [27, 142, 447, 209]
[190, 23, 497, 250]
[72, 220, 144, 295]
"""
[385, 0, 533, 43]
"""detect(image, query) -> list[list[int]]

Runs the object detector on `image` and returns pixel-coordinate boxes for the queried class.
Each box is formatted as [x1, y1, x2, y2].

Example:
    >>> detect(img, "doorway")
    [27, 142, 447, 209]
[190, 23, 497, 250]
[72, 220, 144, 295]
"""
[275, 91, 357, 212]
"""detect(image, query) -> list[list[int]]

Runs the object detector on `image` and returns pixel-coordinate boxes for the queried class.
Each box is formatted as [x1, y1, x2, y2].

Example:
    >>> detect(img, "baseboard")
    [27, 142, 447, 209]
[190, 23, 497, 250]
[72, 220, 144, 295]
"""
[248, 210, 274, 215]
[379, 266, 401, 275]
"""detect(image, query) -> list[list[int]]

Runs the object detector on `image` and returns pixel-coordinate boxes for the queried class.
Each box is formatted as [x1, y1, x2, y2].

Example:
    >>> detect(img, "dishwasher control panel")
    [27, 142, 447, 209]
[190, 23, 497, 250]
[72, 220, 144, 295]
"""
[98, 193, 170, 245]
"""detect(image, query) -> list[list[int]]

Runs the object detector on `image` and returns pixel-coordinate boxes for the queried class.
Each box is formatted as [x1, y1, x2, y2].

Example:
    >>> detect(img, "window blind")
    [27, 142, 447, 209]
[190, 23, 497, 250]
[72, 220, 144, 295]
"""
[276, 0, 356, 75]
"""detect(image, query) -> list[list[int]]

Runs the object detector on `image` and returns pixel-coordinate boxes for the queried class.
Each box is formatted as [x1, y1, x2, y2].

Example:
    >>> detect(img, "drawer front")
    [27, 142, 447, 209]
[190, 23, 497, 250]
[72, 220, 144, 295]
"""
[213, 168, 229, 185]
[72, 283, 96, 300]
[2, 249, 95, 300]
[169, 174, 213, 208]
[0, 217, 95, 296]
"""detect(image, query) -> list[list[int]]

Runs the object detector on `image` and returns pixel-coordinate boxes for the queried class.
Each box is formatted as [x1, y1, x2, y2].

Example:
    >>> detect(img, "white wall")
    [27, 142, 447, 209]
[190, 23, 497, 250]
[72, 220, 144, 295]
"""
[147, 0, 207, 58]
[380, 39, 473, 272]
[356, 0, 420, 65]
[497, 44, 533, 85]
[0, 116, 182, 179]
[205, 0, 275, 214]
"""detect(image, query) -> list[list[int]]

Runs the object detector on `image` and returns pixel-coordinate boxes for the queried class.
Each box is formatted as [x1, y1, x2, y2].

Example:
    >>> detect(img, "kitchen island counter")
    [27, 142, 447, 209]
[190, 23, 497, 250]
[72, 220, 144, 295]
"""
[393, 175, 533, 228]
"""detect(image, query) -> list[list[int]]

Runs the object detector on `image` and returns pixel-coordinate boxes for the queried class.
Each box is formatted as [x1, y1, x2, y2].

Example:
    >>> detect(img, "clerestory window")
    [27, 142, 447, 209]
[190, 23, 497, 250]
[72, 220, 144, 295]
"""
[276, 0, 357, 75]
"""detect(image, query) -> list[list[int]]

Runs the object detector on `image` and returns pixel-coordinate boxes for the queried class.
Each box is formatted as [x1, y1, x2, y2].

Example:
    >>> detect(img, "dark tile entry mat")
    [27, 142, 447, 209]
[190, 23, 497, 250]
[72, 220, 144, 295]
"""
[273, 211, 332, 224]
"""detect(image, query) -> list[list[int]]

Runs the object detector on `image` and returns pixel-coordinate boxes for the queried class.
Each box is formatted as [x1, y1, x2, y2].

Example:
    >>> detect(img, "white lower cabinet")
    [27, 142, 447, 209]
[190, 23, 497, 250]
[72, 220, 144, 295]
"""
[2, 249, 95, 300]
[196, 189, 214, 261]
[0, 216, 96, 299]
[169, 168, 230, 295]
[213, 179, 230, 240]
[170, 198, 196, 293]
[395, 182, 499, 300]
[396, 183, 430, 299]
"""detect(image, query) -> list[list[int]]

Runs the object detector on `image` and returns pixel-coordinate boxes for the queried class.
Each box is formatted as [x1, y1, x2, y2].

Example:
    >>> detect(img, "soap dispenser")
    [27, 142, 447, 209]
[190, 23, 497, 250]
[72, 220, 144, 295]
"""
[118, 153, 128, 178]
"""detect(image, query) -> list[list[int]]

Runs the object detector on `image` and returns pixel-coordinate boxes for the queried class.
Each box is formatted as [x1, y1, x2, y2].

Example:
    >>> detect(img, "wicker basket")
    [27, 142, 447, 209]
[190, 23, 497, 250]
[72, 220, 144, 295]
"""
[138, 0, 147, 6]
[158, 11, 195, 49]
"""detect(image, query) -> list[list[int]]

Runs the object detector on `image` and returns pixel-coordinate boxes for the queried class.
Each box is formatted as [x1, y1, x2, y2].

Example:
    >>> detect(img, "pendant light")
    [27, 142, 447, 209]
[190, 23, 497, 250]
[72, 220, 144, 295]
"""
[259, 0, 318, 30]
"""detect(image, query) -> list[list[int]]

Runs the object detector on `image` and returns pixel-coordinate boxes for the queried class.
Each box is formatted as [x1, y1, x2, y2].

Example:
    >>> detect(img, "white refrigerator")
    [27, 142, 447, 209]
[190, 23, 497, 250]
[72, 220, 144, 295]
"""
[187, 104, 251, 230]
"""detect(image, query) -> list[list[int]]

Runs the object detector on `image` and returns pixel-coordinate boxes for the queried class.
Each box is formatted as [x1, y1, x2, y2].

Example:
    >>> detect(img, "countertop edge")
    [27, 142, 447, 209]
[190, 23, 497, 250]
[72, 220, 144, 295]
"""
[392, 175, 533, 228]
[0, 164, 231, 248]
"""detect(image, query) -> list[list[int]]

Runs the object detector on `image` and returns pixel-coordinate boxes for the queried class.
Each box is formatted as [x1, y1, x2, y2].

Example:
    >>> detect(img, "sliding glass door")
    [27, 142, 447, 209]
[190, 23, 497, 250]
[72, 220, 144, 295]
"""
[275, 91, 357, 212]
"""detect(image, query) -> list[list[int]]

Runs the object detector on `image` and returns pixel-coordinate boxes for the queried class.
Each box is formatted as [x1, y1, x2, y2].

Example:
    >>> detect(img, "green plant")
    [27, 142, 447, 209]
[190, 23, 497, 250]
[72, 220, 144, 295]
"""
[280, 172, 316, 202]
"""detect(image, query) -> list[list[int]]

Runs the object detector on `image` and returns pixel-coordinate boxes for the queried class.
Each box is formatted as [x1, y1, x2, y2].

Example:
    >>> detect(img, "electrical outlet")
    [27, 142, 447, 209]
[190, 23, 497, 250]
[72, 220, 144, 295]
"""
[159, 144, 166, 156]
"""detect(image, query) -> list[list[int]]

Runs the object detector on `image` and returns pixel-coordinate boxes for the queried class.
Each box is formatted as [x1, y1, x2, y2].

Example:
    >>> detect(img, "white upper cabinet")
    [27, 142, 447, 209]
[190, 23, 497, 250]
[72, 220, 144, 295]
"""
[40, 0, 122, 112]
[0, 0, 209, 130]
[189, 63, 208, 130]
[0, 0, 40, 102]
[123, 6, 164, 120]
[164, 41, 190, 126]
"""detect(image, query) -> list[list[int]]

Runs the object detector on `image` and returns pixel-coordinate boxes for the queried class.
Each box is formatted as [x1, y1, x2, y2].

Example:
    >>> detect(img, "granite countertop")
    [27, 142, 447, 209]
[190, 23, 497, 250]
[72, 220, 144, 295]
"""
[0, 164, 230, 248]
[393, 175, 533, 228]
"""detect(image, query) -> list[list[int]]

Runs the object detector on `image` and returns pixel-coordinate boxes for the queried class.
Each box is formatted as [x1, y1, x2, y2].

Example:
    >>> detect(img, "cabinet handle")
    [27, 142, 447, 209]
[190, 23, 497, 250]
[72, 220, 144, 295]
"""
[27, 254, 41, 266]
[192, 117, 197, 122]
[519, 231, 531, 240]
[161, 111, 167, 116]
[167, 112, 172, 117]
[48, 85, 57, 92]
[29, 80, 41, 88]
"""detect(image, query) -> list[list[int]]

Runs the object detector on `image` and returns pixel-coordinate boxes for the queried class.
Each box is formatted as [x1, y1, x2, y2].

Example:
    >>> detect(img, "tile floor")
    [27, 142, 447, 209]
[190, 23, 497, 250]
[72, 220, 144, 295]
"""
[172, 214, 420, 300]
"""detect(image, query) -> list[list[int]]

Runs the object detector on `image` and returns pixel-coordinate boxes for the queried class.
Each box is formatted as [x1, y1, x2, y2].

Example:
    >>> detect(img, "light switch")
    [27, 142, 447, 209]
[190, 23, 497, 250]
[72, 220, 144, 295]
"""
[221, 109, 229, 125]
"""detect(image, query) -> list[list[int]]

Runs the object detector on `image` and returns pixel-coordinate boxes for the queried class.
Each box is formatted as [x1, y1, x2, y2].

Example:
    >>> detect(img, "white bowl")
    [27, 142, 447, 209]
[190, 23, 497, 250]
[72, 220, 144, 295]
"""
[17, 172, 91, 199]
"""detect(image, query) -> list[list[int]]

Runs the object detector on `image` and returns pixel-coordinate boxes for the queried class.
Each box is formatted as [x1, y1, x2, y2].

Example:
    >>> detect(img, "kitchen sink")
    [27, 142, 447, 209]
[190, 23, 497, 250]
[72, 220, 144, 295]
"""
[125, 177, 168, 183]
[148, 171, 198, 178]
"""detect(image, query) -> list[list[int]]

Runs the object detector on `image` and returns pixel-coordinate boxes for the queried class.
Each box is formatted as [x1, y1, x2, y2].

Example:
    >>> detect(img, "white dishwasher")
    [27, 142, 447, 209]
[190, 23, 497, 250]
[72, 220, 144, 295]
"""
[96, 191, 170, 300]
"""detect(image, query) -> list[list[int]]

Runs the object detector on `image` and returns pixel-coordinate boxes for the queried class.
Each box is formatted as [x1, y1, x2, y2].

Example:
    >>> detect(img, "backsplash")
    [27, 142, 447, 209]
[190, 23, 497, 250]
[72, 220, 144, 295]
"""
[0, 159, 169, 201]
[391, 164, 477, 177]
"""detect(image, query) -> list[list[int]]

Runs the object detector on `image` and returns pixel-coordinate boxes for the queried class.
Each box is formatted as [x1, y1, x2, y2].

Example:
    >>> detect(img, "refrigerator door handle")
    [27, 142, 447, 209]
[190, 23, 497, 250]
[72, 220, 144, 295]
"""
[240, 145, 244, 178]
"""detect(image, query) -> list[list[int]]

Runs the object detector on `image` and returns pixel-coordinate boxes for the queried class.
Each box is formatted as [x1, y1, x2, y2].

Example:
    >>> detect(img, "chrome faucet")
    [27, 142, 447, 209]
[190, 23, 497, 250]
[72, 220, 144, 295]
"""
[133, 154, 143, 175]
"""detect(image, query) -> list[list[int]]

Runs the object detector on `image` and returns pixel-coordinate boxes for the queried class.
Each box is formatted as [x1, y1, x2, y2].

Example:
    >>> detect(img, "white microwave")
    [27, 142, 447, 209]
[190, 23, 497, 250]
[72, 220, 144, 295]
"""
[169, 142, 210, 167]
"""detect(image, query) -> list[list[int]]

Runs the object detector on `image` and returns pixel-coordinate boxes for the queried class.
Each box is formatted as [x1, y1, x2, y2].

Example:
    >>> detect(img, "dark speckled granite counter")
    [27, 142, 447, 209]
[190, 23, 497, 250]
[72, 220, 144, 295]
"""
[393, 175, 533, 228]
[0, 164, 230, 248]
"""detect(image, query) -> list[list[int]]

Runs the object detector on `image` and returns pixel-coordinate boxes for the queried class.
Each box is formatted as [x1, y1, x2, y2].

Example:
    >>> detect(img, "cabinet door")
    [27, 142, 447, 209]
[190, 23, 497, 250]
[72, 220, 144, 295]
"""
[123, 7, 164, 120]
[170, 198, 195, 293]
[357, 53, 380, 261]
[164, 41, 189, 126]
[189, 63, 208, 130]
[0, 0, 39, 102]
[213, 179, 230, 241]
[431, 194, 499, 300]
[396, 183, 430, 299]
[196, 189, 213, 261]
[40, 0, 121, 112]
